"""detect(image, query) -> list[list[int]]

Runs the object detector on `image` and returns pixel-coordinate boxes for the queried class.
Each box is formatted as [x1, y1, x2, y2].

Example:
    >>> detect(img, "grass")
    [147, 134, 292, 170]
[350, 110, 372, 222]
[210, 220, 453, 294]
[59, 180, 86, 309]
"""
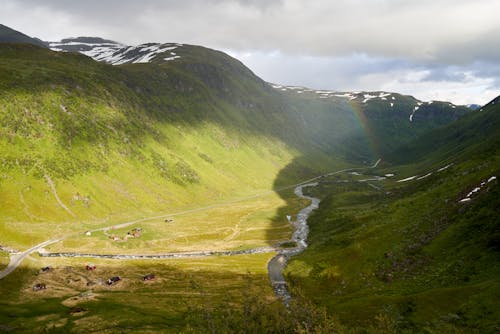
[0, 254, 278, 333]
[0, 43, 494, 333]
[0, 250, 8, 270]
[285, 152, 500, 333]
[46, 188, 308, 254]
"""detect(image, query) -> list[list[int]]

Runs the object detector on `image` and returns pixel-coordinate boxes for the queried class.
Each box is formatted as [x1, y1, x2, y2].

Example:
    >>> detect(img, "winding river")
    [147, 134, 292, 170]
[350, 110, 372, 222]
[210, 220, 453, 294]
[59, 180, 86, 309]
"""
[268, 182, 320, 305]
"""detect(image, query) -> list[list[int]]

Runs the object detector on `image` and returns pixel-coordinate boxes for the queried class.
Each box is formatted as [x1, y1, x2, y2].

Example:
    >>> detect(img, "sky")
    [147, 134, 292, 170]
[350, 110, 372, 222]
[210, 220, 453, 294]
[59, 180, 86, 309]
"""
[1, 0, 499, 105]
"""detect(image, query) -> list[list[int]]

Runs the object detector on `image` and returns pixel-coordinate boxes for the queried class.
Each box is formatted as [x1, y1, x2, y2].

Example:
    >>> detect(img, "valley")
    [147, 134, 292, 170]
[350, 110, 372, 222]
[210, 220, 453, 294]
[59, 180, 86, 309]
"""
[0, 22, 499, 333]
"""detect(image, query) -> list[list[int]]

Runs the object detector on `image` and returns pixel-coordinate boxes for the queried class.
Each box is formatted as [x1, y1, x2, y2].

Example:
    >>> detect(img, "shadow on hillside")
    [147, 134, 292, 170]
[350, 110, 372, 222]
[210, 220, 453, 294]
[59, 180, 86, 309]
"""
[265, 143, 376, 248]
[0, 260, 336, 333]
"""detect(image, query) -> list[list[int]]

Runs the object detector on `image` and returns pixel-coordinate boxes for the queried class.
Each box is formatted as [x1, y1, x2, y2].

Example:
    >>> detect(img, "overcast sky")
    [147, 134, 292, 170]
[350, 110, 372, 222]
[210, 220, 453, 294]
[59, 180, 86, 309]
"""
[2, 0, 499, 104]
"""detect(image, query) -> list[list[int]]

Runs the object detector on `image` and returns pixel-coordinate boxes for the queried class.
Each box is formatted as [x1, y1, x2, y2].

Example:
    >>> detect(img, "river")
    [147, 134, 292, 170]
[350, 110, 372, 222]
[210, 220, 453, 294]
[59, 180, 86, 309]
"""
[268, 182, 320, 305]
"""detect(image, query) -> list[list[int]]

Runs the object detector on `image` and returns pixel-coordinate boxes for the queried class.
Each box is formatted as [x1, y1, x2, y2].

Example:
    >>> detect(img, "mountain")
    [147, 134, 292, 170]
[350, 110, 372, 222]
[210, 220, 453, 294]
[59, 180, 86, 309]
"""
[49, 37, 186, 65]
[274, 85, 470, 158]
[1, 25, 492, 333]
[0, 37, 471, 241]
[284, 97, 500, 333]
[0, 24, 47, 48]
[467, 103, 482, 110]
[388, 96, 500, 165]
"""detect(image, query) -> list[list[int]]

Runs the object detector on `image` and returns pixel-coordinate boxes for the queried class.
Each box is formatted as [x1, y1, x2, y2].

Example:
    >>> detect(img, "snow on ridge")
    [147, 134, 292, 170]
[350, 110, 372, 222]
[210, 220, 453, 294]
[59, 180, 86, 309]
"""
[417, 173, 432, 180]
[164, 56, 181, 61]
[437, 164, 453, 172]
[409, 105, 420, 122]
[458, 175, 497, 203]
[397, 175, 417, 182]
[131, 45, 178, 64]
[362, 93, 377, 103]
[50, 40, 182, 65]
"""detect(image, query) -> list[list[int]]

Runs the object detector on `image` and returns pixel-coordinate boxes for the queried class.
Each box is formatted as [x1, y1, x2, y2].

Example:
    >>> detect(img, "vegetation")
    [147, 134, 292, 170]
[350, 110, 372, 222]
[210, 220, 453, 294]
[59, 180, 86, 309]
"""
[285, 102, 500, 333]
[0, 39, 495, 333]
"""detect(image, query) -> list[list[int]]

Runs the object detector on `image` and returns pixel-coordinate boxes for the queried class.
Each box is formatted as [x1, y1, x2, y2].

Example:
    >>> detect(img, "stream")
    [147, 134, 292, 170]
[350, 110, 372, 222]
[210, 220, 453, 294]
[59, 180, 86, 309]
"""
[268, 182, 320, 305]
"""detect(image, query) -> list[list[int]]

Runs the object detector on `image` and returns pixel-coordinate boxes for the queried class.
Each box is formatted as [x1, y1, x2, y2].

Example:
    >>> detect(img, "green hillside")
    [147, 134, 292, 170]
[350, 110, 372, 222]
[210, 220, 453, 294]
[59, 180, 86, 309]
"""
[285, 101, 500, 333]
[0, 43, 467, 250]
[0, 38, 489, 333]
[0, 43, 331, 249]
[0, 24, 47, 48]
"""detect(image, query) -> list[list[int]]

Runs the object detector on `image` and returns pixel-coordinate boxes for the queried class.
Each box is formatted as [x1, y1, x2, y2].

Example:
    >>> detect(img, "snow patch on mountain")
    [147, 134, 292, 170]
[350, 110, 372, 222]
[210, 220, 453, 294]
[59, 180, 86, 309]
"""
[49, 38, 182, 65]
[409, 102, 423, 122]
[458, 176, 496, 203]
[397, 176, 417, 182]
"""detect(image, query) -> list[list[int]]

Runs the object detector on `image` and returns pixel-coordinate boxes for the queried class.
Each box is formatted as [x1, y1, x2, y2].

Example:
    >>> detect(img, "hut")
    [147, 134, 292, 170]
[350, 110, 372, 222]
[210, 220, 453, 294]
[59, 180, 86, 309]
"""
[106, 276, 121, 285]
[142, 274, 156, 281]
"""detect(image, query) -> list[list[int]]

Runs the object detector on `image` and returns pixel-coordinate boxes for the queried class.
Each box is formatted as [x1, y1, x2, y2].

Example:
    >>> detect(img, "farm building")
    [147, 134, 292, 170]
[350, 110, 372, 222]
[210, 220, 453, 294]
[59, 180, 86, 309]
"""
[143, 274, 156, 281]
[106, 276, 121, 285]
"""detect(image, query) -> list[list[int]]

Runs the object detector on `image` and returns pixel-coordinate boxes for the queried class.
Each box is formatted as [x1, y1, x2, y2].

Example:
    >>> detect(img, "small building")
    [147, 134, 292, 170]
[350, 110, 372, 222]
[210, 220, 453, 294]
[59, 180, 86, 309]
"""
[106, 276, 121, 285]
[33, 283, 46, 291]
[142, 274, 156, 281]
[69, 307, 87, 314]
[128, 228, 142, 238]
[86, 264, 96, 271]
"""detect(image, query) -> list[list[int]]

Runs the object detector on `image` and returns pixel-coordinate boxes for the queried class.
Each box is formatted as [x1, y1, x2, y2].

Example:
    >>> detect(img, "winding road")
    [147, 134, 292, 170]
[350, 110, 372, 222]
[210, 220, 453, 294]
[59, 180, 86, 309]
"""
[0, 238, 62, 280]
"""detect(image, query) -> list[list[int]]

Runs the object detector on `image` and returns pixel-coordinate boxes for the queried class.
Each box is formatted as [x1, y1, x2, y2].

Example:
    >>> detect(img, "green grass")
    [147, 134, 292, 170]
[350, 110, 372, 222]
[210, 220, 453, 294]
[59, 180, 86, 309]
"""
[285, 149, 500, 332]
[0, 250, 8, 270]
[0, 43, 493, 333]
[46, 188, 307, 254]
[0, 254, 273, 333]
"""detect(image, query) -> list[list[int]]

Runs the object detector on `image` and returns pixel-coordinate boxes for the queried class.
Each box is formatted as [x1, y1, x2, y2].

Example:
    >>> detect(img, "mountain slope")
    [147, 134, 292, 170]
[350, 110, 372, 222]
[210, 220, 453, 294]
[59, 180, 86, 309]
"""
[284, 97, 500, 333]
[0, 40, 473, 251]
[388, 96, 500, 165]
[0, 24, 47, 48]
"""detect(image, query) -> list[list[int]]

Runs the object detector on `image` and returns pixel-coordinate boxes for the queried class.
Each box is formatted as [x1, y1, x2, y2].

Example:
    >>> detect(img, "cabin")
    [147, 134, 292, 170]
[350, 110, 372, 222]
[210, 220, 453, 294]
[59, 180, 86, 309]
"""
[40, 266, 52, 273]
[142, 274, 156, 281]
[86, 264, 96, 271]
[127, 228, 143, 238]
[33, 283, 46, 291]
[69, 307, 87, 314]
[106, 276, 121, 285]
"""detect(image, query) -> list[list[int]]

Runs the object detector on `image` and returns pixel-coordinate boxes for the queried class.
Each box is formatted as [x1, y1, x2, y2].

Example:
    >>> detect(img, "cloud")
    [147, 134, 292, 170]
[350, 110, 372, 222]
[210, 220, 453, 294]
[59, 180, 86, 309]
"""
[3, 0, 499, 64]
[229, 50, 500, 104]
[0, 0, 498, 104]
